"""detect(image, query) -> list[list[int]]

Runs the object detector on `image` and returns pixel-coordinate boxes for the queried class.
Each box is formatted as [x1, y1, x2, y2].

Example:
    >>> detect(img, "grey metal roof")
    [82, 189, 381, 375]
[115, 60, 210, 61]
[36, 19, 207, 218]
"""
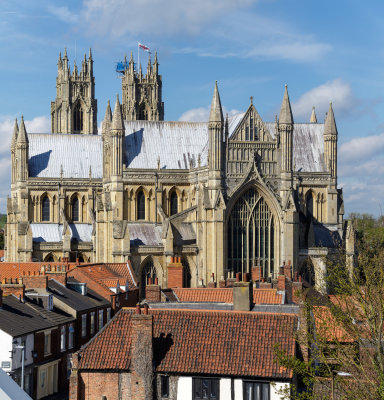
[251, 304, 300, 314]
[124, 121, 209, 169]
[148, 302, 234, 311]
[265, 122, 325, 172]
[313, 224, 341, 247]
[31, 223, 93, 243]
[28, 133, 102, 178]
[128, 223, 163, 246]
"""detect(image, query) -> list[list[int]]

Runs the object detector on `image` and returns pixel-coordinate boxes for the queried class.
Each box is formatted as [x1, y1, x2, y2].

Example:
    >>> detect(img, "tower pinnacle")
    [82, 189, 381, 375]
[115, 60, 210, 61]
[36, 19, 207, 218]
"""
[279, 84, 293, 124]
[209, 81, 224, 123]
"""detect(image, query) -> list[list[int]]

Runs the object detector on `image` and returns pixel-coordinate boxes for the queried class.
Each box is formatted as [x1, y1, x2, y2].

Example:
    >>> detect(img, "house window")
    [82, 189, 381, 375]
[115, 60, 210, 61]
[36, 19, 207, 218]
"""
[81, 314, 87, 337]
[193, 377, 219, 400]
[44, 332, 51, 356]
[60, 326, 66, 351]
[170, 191, 178, 216]
[137, 190, 145, 220]
[90, 312, 95, 335]
[243, 381, 270, 400]
[107, 308, 111, 322]
[42, 196, 50, 222]
[72, 197, 79, 221]
[98, 309, 104, 331]
[161, 375, 169, 398]
[68, 324, 74, 348]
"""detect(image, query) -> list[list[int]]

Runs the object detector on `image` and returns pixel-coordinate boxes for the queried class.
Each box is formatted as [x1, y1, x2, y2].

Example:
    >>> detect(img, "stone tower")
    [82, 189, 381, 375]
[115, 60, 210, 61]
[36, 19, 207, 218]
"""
[51, 48, 97, 134]
[121, 52, 164, 121]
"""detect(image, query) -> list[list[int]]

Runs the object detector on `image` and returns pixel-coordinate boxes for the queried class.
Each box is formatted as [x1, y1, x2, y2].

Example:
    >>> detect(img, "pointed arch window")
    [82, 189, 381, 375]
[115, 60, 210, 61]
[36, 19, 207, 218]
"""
[74, 103, 83, 132]
[141, 259, 156, 298]
[138, 104, 148, 120]
[72, 197, 79, 222]
[42, 196, 50, 222]
[227, 188, 275, 278]
[170, 191, 178, 216]
[137, 190, 145, 220]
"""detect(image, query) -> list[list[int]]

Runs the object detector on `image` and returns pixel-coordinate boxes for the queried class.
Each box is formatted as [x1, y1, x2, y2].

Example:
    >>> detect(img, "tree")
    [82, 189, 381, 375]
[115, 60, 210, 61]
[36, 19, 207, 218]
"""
[275, 216, 384, 399]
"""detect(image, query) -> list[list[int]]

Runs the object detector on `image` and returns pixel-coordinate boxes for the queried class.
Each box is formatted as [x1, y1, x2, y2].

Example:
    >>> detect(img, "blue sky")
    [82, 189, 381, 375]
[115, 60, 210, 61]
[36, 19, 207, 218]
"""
[0, 0, 383, 216]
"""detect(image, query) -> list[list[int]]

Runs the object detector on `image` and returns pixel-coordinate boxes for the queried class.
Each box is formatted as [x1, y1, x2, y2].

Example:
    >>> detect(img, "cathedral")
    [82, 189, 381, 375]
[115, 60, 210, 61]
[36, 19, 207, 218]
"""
[5, 48, 351, 292]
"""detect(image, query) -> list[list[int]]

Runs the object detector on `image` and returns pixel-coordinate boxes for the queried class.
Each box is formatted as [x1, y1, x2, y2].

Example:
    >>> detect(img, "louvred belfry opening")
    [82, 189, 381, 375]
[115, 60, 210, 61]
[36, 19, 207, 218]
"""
[227, 188, 275, 278]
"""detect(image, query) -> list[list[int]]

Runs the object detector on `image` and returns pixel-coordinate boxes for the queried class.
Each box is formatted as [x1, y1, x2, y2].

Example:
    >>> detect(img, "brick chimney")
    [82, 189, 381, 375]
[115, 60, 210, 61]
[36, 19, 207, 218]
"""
[131, 307, 153, 399]
[233, 273, 252, 311]
[284, 260, 292, 280]
[1, 278, 25, 300]
[167, 256, 183, 288]
[251, 265, 262, 282]
[207, 273, 216, 288]
[145, 280, 161, 303]
[45, 264, 67, 285]
[22, 274, 48, 289]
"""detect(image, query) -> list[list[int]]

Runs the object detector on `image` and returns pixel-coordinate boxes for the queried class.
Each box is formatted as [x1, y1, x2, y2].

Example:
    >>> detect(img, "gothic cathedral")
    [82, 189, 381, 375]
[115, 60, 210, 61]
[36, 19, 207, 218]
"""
[6, 49, 352, 293]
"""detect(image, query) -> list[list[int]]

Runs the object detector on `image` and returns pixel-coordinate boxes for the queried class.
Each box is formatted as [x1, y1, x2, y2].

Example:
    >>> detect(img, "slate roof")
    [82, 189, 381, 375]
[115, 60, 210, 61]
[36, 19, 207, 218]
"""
[31, 223, 93, 243]
[48, 279, 109, 312]
[0, 294, 74, 337]
[78, 308, 297, 378]
[128, 223, 163, 247]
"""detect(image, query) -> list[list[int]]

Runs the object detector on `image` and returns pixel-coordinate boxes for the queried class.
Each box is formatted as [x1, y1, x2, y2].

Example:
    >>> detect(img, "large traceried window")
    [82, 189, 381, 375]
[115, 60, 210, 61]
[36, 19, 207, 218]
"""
[72, 197, 79, 222]
[141, 259, 156, 298]
[42, 196, 50, 222]
[73, 103, 83, 132]
[227, 188, 275, 278]
[170, 191, 178, 216]
[137, 190, 145, 220]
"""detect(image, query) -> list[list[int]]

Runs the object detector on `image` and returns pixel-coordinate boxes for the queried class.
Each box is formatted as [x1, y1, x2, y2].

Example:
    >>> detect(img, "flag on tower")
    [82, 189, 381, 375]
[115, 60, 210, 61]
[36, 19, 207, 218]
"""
[138, 42, 150, 52]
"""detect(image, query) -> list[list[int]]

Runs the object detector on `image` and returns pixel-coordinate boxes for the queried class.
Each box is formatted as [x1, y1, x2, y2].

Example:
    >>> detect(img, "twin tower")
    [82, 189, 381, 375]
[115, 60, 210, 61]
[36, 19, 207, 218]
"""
[50, 49, 164, 135]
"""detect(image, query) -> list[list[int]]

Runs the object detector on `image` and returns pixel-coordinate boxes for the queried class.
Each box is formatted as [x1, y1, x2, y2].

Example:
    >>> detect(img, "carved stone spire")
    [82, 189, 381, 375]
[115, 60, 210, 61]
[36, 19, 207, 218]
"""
[279, 84, 293, 124]
[17, 115, 28, 144]
[11, 118, 18, 149]
[310, 106, 317, 123]
[324, 103, 337, 136]
[111, 95, 124, 131]
[102, 100, 112, 134]
[209, 81, 224, 123]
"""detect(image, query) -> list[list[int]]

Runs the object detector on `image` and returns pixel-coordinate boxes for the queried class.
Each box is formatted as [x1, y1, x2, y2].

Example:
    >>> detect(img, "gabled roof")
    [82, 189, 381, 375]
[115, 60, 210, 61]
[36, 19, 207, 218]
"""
[67, 262, 138, 300]
[78, 308, 297, 379]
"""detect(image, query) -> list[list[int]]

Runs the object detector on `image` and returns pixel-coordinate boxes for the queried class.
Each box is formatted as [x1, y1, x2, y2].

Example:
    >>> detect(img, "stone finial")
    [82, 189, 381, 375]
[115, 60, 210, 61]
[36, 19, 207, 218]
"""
[197, 153, 201, 167]
[60, 164, 63, 179]
[157, 156, 160, 170]
[279, 84, 293, 124]
[310, 106, 317, 123]
[209, 81, 224, 123]
[11, 118, 18, 149]
[250, 96, 253, 105]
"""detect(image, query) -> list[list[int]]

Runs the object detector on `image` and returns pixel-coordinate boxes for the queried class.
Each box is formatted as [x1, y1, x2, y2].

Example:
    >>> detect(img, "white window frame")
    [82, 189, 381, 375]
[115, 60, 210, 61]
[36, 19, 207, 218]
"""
[81, 314, 87, 338]
[44, 332, 51, 356]
[60, 326, 66, 352]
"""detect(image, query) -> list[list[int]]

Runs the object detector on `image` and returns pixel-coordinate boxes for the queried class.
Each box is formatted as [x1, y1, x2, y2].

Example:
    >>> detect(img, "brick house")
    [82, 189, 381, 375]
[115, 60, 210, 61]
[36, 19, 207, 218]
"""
[69, 305, 298, 400]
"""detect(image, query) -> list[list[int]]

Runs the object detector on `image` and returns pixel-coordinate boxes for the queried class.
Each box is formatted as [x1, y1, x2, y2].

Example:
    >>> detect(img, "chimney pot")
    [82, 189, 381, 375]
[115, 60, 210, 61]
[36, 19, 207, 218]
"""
[236, 272, 241, 282]
[143, 304, 149, 315]
[148, 277, 152, 285]
[154, 277, 158, 285]
[136, 304, 141, 314]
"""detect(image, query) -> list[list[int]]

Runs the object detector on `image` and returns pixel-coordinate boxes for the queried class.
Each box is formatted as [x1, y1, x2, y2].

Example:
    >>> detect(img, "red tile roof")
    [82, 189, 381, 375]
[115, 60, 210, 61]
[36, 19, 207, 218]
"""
[0, 262, 76, 280]
[78, 308, 297, 379]
[173, 288, 233, 303]
[170, 288, 283, 305]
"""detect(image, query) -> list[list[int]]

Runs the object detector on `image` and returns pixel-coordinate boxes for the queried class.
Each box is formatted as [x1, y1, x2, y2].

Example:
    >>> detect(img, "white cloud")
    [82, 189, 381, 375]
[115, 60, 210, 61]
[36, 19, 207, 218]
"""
[339, 133, 384, 164]
[179, 106, 241, 122]
[47, 5, 79, 24]
[81, 0, 256, 38]
[292, 79, 355, 121]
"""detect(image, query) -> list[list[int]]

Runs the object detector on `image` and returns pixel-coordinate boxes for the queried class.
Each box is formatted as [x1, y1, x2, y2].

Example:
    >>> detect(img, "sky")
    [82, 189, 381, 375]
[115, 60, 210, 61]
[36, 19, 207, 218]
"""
[0, 0, 383, 216]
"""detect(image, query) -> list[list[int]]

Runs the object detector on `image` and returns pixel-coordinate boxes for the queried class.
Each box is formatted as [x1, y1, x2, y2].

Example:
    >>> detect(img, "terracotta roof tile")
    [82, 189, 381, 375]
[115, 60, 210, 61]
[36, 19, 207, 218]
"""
[78, 308, 297, 379]
[170, 288, 283, 305]
[0, 262, 76, 279]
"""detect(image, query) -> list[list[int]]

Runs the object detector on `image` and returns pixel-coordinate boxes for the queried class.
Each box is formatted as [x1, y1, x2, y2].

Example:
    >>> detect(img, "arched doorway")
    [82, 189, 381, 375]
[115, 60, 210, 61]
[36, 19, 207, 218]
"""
[227, 188, 275, 278]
